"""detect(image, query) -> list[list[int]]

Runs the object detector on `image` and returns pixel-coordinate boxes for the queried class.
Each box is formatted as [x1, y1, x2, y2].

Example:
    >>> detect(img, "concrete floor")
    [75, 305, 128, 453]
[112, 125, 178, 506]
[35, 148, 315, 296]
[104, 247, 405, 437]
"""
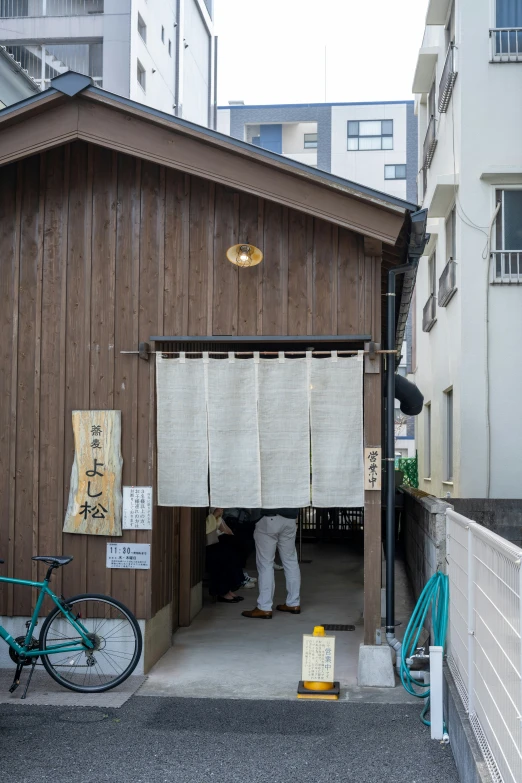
[138, 541, 417, 702]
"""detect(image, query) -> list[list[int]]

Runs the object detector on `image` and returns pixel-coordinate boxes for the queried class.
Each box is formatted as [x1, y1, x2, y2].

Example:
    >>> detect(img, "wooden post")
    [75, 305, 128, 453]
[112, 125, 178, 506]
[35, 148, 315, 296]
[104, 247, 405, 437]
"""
[178, 507, 192, 627]
[363, 243, 382, 645]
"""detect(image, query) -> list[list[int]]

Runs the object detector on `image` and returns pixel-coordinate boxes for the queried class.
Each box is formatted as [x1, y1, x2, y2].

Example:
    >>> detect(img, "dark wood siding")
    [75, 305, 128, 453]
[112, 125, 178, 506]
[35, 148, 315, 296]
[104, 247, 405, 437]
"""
[0, 140, 380, 620]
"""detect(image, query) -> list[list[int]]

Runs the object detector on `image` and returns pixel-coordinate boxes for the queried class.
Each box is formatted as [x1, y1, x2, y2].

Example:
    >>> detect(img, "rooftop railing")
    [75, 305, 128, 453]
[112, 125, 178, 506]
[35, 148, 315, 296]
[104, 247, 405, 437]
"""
[0, 0, 103, 17]
[438, 43, 457, 112]
[490, 27, 522, 62]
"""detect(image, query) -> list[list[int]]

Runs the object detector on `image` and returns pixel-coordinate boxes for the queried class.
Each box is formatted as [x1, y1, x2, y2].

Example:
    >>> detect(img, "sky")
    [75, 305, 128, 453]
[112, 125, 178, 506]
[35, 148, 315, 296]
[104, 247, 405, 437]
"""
[214, 0, 429, 107]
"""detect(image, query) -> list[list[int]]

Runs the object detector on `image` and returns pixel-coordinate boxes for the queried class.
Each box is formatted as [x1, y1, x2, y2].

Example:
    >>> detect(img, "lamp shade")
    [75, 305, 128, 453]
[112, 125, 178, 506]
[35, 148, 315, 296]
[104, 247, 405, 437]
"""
[226, 243, 263, 268]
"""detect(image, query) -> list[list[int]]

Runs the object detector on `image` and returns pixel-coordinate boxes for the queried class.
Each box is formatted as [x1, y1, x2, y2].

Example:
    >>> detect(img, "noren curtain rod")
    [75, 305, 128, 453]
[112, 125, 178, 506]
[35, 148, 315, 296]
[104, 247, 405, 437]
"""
[149, 335, 372, 344]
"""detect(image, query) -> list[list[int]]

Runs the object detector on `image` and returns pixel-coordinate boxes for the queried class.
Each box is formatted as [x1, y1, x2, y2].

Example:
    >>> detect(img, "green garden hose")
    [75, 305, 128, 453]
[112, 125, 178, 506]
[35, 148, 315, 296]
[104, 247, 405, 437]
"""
[400, 570, 449, 726]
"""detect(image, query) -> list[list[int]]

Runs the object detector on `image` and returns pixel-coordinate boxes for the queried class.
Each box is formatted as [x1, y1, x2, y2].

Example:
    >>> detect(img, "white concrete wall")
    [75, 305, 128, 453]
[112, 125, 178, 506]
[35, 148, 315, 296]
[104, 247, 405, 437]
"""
[181, 0, 211, 126]
[413, 0, 522, 499]
[216, 107, 230, 135]
[129, 0, 176, 114]
[281, 121, 317, 153]
[331, 103, 408, 199]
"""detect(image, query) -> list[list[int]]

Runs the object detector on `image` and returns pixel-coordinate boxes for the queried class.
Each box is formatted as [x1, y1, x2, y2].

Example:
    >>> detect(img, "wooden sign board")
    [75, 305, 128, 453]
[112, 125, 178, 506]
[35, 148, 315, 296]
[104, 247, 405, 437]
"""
[364, 447, 382, 491]
[302, 634, 335, 682]
[63, 410, 123, 536]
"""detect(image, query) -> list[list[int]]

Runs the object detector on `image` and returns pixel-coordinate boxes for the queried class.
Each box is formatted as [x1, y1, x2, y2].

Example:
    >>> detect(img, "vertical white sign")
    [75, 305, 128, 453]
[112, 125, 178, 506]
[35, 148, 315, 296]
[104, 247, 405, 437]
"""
[364, 447, 382, 491]
[302, 635, 336, 682]
[122, 486, 153, 530]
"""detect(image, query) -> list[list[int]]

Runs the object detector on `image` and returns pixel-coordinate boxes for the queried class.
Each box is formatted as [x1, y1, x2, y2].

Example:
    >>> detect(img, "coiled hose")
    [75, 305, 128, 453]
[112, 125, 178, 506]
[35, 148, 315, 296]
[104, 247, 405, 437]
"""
[400, 570, 449, 726]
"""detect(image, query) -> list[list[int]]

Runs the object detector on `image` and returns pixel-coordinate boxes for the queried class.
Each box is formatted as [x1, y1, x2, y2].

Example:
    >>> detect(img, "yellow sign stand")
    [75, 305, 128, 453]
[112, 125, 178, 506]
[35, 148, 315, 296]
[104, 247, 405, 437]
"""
[297, 626, 340, 700]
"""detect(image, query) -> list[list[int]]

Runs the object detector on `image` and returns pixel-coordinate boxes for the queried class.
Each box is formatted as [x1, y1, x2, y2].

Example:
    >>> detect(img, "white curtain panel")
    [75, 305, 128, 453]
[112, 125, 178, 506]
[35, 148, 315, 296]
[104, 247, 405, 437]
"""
[310, 355, 364, 508]
[258, 356, 311, 507]
[207, 357, 262, 508]
[156, 354, 209, 507]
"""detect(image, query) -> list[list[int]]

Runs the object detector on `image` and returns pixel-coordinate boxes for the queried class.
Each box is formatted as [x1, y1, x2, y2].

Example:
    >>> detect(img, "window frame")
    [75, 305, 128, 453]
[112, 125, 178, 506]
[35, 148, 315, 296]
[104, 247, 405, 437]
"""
[303, 132, 318, 149]
[161, 25, 165, 43]
[495, 188, 522, 252]
[444, 389, 454, 482]
[347, 119, 394, 151]
[424, 403, 432, 479]
[384, 164, 407, 180]
[428, 251, 437, 296]
[445, 204, 457, 261]
[136, 59, 146, 92]
[137, 13, 147, 43]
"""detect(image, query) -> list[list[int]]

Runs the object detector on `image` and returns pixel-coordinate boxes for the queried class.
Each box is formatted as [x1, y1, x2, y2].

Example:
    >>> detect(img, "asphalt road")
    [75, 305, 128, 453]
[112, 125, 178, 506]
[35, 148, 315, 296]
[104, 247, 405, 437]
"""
[0, 696, 459, 783]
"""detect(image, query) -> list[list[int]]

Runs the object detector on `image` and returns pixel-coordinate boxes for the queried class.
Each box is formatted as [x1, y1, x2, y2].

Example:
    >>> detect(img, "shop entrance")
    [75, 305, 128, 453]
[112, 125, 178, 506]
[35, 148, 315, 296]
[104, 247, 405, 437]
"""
[143, 506, 366, 699]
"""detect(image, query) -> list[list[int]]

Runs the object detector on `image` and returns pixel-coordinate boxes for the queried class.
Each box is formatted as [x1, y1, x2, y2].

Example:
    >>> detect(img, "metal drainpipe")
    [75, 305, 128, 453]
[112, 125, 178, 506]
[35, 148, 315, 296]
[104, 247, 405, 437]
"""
[385, 263, 412, 662]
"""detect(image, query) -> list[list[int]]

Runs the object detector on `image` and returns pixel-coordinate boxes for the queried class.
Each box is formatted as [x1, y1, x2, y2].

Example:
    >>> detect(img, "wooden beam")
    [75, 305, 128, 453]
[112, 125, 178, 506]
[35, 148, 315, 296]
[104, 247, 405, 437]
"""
[363, 254, 383, 646]
[178, 508, 192, 627]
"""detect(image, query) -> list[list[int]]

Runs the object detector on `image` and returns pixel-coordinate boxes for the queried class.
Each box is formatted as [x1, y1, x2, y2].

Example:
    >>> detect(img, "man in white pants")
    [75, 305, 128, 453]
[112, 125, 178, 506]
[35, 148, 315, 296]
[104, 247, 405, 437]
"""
[242, 509, 301, 619]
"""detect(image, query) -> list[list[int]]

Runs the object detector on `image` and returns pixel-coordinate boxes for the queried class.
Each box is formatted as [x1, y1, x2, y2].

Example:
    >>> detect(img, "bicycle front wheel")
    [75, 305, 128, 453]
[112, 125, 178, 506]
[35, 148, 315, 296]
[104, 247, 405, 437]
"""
[39, 594, 142, 693]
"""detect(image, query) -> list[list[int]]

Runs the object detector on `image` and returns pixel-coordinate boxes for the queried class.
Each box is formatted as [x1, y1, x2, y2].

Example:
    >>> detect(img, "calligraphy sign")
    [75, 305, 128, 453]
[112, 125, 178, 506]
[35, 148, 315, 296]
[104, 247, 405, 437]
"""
[364, 447, 382, 491]
[122, 486, 153, 530]
[63, 411, 123, 536]
[302, 634, 336, 682]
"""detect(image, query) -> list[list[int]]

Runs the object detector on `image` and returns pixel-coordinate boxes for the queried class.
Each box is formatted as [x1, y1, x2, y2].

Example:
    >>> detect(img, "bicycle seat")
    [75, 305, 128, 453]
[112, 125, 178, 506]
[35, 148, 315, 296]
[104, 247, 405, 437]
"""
[32, 556, 73, 567]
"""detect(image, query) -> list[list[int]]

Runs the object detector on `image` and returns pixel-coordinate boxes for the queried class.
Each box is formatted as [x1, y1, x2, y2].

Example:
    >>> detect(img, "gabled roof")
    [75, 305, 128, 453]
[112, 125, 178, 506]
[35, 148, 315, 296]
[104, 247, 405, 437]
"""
[0, 72, 418, 246]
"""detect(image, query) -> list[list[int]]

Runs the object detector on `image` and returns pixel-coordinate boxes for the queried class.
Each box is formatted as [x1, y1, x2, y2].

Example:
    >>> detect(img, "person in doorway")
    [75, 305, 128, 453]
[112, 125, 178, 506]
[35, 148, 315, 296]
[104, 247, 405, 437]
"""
[242, 509, 301, 619]
[205, 507, 245, 604]
[222, 508, 257, 588]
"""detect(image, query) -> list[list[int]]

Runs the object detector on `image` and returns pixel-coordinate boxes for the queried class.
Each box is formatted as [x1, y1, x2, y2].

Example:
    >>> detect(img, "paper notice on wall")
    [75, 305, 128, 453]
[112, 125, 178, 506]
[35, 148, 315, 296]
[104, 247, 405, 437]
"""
[122, 486, 153, 530]
[106, 543, 150, 570]
[302, 634, 336, 682]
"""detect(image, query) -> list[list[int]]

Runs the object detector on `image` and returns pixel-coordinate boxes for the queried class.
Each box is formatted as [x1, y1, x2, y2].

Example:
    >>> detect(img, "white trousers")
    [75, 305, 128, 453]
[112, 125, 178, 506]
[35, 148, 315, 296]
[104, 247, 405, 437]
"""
[254, 515, 301, 611]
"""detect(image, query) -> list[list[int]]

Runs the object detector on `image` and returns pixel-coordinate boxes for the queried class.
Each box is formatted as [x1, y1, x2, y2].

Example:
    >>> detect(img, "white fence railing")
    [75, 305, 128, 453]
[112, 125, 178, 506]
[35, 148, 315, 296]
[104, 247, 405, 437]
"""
[491, 251, 522, 284]
[447, 509, 522, 783]
[490, 28, 522, 62]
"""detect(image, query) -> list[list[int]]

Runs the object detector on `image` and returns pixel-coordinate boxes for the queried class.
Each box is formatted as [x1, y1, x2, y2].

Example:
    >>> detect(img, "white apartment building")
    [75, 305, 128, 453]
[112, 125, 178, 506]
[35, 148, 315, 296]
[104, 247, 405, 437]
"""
[412, 0, 522, 499]
[217, 100, 418, 203]
[0, 0, 216, 126]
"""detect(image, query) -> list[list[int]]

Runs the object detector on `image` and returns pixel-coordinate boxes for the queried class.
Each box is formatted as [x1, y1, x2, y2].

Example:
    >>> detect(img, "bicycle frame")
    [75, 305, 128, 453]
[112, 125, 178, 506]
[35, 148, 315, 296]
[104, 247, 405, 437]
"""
[0, 575, 95, 657]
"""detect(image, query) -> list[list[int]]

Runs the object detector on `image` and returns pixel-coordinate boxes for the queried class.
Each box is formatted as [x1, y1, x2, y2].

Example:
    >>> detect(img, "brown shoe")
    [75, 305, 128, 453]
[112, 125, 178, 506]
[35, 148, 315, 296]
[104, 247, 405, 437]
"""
[276, 604, 301, 614]
[242, 607, 272, 619]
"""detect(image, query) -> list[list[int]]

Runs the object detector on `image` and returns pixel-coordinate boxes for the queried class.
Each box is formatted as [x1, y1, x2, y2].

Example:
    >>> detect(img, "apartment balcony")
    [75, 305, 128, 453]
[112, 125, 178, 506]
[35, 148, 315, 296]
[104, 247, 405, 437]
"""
[422, 294, 437, 333]
[423, 116, 438, 169]
[491, 251, 522, 283]
[0, 0, 103, 17]
[490, 28, 522, 62]
[438, 43, 457, 113]
[3, 42, 102, 89]
[438, 259, 457, 306]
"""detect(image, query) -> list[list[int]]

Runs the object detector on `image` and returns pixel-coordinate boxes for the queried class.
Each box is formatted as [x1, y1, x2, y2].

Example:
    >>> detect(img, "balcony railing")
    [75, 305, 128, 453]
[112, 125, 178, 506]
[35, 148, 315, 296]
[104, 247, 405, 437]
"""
[2, 43, 102, 89]
[438, 258, 457, 305]
[423, 116, 438, 169]
[490, 28, 522, 62]
[438, 43, 457, 112]
[491, 251, 522, 283]
[0, 0, 103, 17]
[422, 294, 437, 332]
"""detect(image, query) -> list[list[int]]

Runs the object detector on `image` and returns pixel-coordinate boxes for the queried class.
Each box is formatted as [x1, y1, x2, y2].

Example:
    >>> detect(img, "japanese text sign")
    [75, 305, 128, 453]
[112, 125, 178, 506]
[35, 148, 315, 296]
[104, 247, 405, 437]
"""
[302, 634, 336, 682]
[364, 447, 382, 491]
[122, 486, 153, 530]
[63, 410, 123, 536]
[106, 543, 150, 570]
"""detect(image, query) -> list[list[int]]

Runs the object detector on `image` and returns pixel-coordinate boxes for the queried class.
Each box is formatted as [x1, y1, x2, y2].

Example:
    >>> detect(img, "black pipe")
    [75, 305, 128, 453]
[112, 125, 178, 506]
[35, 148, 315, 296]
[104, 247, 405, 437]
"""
[395, 374, 424, 416]
[385, 264, 411, 635]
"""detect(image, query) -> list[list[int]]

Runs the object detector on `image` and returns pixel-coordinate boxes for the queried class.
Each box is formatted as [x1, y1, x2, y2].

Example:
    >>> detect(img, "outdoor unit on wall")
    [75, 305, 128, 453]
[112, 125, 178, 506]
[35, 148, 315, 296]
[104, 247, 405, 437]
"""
[422, 294, 437, 332]
[438, 259, 457, 306]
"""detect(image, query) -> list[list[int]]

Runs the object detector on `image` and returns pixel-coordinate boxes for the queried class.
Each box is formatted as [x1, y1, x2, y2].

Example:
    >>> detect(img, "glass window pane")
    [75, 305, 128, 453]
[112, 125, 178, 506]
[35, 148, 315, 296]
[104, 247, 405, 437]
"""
[347, 138, 358, 150]
[382, 136, 393, 149]
[359, 137, 373, 150]
[496, 0, 522, 27]
[384, 165, 395, 179]
[382, 120, 393, 135]
[359, 120, 382, 136]
[396, 164, 406, 178]
[503, 190, 522, 249]
[347, 121, 359, 137]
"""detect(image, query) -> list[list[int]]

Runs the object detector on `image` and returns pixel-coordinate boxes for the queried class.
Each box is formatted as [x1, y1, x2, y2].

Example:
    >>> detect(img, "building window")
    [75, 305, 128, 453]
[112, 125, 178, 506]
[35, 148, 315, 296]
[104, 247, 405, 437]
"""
[424, 403, 431, 478]
[384, 164, 406, 180]
[138, 14, 147, 43]
[445, 205, 456, 261]
[428, 251, 437, 296]
[137, 59, 146, 91]
[168, 39, 172, 56]
[161, 25, 165, 43]
[304, 133, 318, 149]
[445, 389, 453, 481]
[347, 120, 393, 151]
[494, 189, 522, 280]
[496, 0, 522, 27]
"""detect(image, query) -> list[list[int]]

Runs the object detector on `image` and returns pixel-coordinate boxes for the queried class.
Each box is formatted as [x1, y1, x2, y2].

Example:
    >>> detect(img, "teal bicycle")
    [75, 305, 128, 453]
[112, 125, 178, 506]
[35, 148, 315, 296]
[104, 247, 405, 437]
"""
[0, 555, 142, 698]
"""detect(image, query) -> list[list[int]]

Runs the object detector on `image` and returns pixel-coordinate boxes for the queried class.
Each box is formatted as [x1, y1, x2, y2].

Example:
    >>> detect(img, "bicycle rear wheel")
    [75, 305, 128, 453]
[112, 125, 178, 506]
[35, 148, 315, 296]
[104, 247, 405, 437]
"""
[39, 594, 142, 693]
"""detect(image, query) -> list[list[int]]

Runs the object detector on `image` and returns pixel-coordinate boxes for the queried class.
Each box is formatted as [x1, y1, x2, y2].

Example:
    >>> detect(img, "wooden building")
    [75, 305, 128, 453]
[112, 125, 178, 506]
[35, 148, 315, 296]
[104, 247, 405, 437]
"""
[0, 73, 418, 671]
